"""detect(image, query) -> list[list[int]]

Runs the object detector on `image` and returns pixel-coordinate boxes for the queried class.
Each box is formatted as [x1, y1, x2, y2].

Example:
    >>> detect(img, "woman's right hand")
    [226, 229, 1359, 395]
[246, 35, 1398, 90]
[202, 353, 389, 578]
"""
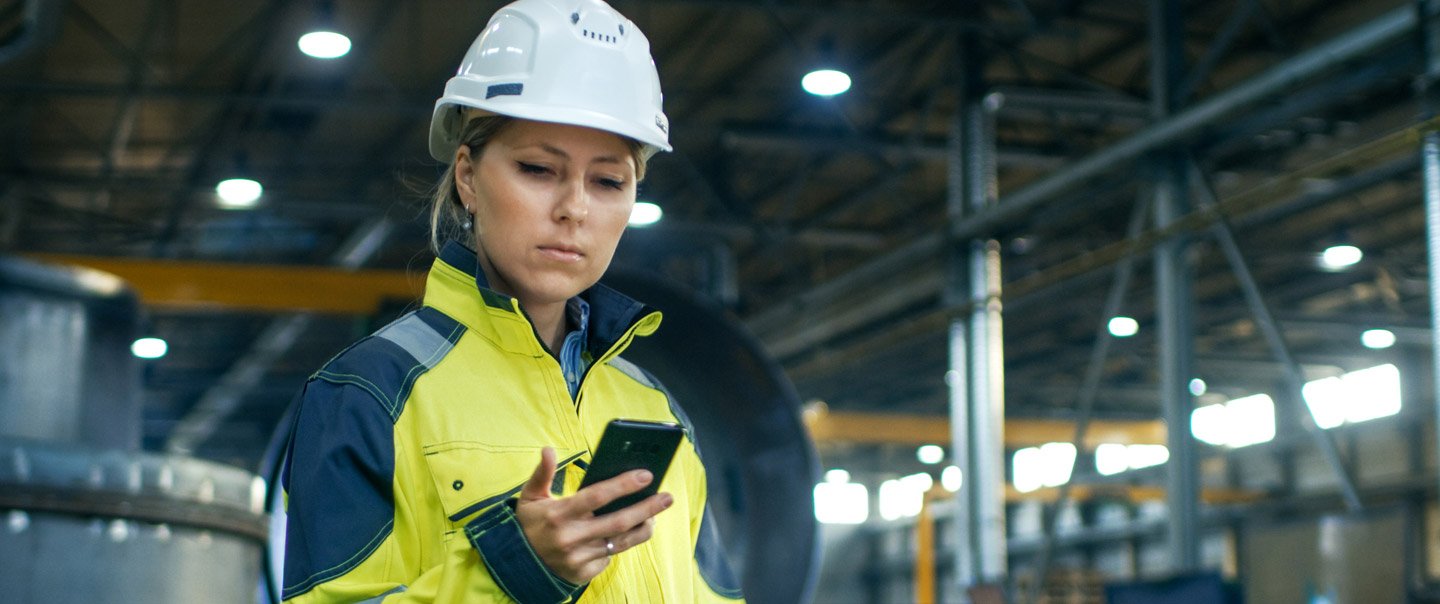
[514, 447, 674, 586]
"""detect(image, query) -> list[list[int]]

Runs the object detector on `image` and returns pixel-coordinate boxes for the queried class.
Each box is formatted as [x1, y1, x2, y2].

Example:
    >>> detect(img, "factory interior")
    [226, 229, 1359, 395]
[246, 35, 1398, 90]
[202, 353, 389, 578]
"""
[3, 0, 1440, 602]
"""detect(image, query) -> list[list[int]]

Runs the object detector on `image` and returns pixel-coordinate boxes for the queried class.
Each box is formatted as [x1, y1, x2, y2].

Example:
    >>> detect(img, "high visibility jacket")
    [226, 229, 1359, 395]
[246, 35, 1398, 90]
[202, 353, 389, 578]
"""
[281, 241, 744, 604]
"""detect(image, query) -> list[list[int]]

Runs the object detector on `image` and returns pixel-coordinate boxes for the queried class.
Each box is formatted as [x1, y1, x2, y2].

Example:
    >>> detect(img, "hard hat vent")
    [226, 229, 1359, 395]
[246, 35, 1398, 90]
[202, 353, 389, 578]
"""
[573, 6, 626, 46]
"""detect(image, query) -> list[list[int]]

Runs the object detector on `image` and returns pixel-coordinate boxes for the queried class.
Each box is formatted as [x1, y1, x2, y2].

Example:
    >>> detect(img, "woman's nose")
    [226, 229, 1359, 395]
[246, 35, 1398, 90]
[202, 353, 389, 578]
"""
[554, 179, 589, 222]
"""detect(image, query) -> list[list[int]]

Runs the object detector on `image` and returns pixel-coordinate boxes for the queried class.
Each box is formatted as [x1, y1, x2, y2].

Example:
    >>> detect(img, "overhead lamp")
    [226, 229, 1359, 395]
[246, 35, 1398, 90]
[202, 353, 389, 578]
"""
[916, 445, 944, 465]
[1361, 328, 1396, 349]
[215, 178, 263, 209]
[1320, 244, 1363, 270]
[299, 31, 351, 59]
[1107, 316, 1139, 338]
[299, 0, 351, 59]
[131, 337, 168, 359]
[802, 69, 851, 97]
[1189, 378, 1207, 396]
[629, 201, 663, 226]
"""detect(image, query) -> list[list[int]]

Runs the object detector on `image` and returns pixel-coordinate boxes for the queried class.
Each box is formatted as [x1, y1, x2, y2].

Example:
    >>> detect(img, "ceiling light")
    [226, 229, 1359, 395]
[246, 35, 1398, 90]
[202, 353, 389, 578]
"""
[941, 466, 962, 492]
[1189, 378, 1207, 396]
[299, 31, 351, 59]
[1107, 316, 1139, 338]
[1320, 244, 1363, 269]
[629, 201, 662, 226]
[802, 69, 851, 96]
[215, 178, 262, 209]
[131, 337, 168, 359]
[1361, 328, 1395, 349]
[916, 445, 944, 465]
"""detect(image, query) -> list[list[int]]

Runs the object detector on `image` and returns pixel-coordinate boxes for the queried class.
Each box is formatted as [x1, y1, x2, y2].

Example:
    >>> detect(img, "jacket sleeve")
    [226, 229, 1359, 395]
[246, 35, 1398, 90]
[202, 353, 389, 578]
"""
[682, 445, 746, 603]
[281, 377, 584, 604]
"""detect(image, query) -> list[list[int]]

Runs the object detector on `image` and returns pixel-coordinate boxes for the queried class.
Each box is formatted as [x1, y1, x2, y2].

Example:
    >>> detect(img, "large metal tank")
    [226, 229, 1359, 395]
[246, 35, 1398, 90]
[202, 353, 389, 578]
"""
[0, 256, 267, 604]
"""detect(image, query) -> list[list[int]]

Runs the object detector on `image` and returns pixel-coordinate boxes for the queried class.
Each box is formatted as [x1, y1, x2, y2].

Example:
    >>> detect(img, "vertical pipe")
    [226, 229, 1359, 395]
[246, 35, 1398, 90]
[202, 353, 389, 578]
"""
[1150, 0, 1202, 573]
[1419, 0, 1440, 523]
[962, 39, 1008, 590]
[947, 14, 1006, 594]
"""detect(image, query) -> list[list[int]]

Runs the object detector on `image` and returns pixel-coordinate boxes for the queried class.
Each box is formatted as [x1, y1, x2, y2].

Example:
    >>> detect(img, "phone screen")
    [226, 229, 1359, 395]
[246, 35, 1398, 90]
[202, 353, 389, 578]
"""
[579, 419, 684, 516]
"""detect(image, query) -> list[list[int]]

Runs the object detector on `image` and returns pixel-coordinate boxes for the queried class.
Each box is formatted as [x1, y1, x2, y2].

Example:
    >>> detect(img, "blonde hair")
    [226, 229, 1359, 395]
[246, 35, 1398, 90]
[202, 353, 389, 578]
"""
[428, 115, 650, 254]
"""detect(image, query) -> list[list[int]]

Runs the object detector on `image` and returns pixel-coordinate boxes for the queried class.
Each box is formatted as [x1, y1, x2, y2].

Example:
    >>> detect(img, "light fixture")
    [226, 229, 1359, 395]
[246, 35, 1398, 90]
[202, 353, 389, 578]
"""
[629, 201, 663, 226]
[802, 69, 851, 96]
[824, 469, 851, 484]
[299, 31, 351, 59]
[916, 445, 944, 465]
[1320, 244, 1363, 270]
[1361, 328, 1396, 349]
[299, 0, 350, 59]
[215, 178, 263, 209]
[1189, 378, 1207, 396]
[940, 466, 963, 492]
[1107, 316, 1139, 338]
[131, 337, 168, 359]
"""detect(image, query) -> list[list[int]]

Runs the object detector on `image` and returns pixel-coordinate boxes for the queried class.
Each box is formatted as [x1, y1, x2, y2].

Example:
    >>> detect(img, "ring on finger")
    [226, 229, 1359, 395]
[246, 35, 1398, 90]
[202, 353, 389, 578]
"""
[605, 538, 616, 556]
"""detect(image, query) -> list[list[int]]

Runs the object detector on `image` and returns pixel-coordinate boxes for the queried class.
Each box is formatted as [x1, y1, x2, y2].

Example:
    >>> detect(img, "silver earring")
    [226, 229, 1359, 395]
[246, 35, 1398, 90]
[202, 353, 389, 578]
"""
[462, 213, 473, 230]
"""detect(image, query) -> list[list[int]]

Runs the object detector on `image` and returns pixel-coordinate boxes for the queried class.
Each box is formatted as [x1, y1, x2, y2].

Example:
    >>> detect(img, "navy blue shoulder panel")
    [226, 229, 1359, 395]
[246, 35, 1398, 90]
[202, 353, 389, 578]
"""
[311, 307, 464, 421]
[280, 308, 464, 600]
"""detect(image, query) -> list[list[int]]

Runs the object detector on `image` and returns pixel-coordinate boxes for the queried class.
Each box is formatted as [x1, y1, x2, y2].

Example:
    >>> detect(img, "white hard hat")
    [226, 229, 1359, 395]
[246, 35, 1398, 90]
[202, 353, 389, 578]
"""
[428, 0, 672, 162]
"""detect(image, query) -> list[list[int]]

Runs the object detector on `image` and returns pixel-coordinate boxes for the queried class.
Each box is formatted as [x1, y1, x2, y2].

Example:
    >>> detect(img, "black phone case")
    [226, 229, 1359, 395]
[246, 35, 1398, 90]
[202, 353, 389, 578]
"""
[579, 419, 684, 516]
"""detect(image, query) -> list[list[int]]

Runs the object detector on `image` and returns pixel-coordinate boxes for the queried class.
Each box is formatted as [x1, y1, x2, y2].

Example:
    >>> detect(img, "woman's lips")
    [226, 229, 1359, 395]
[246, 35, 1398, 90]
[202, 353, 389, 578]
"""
[538, 246, 583, 262]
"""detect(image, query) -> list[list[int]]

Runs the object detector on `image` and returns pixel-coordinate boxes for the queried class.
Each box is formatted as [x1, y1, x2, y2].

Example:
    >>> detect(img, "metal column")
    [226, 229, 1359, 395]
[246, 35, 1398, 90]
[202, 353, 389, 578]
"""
[1420, 0, 1440, 508]
[947, 21, 1007, 595]
[1150, 0, 1202, 573]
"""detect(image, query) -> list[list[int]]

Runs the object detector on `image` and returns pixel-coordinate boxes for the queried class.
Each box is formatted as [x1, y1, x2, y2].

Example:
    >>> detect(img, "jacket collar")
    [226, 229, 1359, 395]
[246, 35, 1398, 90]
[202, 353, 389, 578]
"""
[427, 240, 661, 358]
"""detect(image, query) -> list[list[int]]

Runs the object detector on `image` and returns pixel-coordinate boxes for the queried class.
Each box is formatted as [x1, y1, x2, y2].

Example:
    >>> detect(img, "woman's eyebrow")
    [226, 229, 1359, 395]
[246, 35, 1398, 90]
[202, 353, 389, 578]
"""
[526, 143, 627, 166]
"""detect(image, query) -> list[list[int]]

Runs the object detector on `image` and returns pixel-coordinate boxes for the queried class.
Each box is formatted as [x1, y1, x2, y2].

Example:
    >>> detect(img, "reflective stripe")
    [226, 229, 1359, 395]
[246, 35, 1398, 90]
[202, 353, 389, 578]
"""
[375, 313, 454, 370]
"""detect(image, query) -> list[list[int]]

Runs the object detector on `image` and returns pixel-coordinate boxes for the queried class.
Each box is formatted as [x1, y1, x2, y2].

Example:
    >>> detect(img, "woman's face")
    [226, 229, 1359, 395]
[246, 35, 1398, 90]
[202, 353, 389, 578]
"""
[454, 119, 637, 308]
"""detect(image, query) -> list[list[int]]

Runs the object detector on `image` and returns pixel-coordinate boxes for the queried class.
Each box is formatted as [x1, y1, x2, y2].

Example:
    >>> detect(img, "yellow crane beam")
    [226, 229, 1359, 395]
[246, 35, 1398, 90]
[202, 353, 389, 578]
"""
[804, 408, 1167, 448]
[26, 254, 424, 314]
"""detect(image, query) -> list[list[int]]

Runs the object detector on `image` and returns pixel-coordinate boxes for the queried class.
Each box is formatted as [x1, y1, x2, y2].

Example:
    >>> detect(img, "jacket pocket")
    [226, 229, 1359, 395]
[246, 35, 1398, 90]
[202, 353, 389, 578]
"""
[421, 441, 582, 525]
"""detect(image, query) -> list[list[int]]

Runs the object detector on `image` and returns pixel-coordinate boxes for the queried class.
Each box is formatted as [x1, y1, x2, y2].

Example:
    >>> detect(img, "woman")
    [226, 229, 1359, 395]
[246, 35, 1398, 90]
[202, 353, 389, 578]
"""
[279, 1, 744, 602]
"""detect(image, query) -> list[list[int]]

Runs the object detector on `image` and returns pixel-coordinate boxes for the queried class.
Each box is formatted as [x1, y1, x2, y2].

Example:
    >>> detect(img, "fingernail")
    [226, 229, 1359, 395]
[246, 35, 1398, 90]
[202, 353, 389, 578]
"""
[636, 470, 653, 484]
[661, 494, 673, 508]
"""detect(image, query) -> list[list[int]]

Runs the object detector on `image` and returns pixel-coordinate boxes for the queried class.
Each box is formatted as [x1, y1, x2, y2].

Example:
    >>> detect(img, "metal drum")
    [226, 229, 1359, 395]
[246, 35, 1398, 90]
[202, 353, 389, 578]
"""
[0, 256, 267, 604]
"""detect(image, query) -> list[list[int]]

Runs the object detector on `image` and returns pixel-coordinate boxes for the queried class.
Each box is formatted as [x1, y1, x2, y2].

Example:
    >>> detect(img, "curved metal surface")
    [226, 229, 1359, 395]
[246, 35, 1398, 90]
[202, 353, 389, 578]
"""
[0, 438, 267, 603]
[605, 270, 821, 604]
[0, 255, 141, 449]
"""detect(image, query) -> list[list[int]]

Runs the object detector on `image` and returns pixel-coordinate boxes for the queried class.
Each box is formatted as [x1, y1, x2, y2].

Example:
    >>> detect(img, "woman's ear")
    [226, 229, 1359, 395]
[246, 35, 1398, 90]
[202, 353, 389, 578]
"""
[453, 145, 478, 208]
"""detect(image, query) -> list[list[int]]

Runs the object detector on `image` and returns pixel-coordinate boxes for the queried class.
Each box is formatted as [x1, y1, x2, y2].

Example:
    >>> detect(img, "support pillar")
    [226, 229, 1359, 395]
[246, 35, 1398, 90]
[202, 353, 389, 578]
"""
[1419, 0, 1440, 517]
[1150, 0, 1202, 573]
[947, 20, 1007, 597]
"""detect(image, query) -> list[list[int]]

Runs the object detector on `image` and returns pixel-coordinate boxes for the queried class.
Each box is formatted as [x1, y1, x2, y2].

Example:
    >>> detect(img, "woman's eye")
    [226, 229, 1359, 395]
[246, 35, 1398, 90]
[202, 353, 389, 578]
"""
[517, 162, 552, 176]
[597, 178, 626, 190]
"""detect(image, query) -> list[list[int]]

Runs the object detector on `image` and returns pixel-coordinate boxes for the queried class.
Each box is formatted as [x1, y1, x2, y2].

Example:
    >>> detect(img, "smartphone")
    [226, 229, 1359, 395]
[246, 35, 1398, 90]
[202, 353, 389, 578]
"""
[578, 419, 684, 516]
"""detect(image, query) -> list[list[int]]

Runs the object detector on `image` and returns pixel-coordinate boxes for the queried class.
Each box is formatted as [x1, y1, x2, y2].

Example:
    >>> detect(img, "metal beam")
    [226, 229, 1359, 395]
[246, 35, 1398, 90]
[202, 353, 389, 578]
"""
[1150, 0, 1201, 575]
[1418, 0, 1440, 531]
[746, 4, 1421, 340]
[25, 253, 421, 314]
[803, 409, 1165, 448]
[720, 128, 1069, 169]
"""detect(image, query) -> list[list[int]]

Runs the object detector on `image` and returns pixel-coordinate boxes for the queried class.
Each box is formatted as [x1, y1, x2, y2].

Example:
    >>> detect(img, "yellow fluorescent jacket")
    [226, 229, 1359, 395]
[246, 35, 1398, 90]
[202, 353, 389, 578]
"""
[281, 242, 744, 604]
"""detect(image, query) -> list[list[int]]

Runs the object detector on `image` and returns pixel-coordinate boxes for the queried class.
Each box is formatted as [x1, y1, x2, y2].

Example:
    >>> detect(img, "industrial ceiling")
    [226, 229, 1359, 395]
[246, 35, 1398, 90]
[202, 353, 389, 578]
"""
[1, 0, 1429, 475]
